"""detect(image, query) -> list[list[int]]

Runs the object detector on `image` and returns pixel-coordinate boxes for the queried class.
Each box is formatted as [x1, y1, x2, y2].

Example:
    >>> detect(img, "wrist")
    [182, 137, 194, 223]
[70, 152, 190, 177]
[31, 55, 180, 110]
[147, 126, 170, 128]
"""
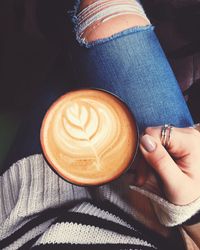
[130, 185, 200, 227]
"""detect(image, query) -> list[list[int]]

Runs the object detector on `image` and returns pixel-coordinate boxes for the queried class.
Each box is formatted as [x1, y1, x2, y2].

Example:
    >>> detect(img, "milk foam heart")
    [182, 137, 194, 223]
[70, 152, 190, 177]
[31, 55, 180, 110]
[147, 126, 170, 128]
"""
[40, 89, 138, 186]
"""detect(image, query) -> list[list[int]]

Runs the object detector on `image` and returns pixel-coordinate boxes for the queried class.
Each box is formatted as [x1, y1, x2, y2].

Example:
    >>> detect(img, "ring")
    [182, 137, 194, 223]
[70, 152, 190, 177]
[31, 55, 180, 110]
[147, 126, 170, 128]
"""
[161, 124, 173, 148]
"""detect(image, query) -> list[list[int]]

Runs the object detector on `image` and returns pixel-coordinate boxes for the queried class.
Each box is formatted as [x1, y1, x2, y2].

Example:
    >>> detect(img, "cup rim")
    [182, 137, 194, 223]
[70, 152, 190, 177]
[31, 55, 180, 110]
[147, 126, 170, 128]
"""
[40, 87, 139, 187]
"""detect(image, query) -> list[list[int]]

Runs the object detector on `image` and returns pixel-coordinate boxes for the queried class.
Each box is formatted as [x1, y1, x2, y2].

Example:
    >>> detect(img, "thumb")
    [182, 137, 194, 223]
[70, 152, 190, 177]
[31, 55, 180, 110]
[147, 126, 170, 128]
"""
[140, 134, 184, 188]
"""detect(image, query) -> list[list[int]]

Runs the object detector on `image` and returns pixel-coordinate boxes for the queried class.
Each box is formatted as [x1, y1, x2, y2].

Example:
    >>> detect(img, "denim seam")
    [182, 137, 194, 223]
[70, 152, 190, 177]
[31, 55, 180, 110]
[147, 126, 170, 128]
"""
[67, 0, 154, 48]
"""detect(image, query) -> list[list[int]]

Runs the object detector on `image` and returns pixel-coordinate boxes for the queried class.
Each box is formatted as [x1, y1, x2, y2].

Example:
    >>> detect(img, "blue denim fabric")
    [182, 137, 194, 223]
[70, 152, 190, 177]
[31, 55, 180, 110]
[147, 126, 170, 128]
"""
[72, 25, 194, 132]
[2, 24, 193, 172]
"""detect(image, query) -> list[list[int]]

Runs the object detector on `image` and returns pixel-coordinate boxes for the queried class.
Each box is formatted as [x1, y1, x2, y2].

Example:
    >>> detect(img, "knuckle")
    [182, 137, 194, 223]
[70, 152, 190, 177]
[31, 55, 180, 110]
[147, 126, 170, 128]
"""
[145, 148, 168, 171]
[152, 153, 167, 168]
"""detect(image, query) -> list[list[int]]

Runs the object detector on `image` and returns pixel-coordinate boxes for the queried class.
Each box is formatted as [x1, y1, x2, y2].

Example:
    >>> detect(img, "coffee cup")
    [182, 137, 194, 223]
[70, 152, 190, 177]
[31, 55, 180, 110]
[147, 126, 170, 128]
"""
[40, 88, 138, 186]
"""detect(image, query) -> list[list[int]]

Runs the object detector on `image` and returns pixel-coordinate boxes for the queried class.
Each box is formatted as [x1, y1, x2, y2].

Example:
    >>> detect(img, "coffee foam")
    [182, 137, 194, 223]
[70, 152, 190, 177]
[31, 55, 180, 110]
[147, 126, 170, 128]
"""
[41, 89, 137, 185]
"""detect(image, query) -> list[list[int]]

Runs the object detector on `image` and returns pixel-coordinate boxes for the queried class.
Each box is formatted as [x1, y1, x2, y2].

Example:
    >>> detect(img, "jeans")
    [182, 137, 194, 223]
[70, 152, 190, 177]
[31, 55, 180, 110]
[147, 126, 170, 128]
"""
[2, 24, 193, 173]
[72, 25, 193, 131]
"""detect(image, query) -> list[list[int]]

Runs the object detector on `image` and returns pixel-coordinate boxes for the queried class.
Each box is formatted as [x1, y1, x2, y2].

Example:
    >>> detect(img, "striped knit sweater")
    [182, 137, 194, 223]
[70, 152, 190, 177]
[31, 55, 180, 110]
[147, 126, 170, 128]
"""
[1, 154, 200, 249]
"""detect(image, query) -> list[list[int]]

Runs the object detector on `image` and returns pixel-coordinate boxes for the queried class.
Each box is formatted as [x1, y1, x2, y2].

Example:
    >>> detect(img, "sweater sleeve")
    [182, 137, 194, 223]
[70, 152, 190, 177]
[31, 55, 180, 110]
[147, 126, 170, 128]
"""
[129, 185, 200, 227]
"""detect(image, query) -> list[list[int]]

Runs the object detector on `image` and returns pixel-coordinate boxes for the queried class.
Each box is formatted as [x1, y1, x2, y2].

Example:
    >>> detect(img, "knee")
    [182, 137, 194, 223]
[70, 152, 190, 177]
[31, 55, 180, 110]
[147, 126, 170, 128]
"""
[76, 0, 150, 43]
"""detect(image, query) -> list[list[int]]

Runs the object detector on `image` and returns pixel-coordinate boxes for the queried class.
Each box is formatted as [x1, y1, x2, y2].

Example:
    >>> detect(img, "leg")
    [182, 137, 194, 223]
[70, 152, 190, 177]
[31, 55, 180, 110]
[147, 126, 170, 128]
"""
[70, 0, 193, 133]
[78, 0, 150, 42]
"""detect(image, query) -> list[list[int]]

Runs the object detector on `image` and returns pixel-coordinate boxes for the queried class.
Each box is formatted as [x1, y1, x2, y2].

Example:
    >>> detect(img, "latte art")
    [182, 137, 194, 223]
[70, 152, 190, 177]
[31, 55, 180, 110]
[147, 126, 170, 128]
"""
[54, 99, 121, 171]
[41, 89, 138, 186]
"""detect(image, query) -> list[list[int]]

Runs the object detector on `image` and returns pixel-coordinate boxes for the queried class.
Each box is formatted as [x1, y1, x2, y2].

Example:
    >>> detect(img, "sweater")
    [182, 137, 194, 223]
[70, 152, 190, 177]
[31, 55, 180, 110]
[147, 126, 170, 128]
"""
[1, 154, 200, 249]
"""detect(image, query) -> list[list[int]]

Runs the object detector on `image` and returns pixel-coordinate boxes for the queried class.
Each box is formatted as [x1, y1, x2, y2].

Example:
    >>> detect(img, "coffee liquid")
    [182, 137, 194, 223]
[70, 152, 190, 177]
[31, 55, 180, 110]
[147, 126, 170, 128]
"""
[40, 89, 138, 186]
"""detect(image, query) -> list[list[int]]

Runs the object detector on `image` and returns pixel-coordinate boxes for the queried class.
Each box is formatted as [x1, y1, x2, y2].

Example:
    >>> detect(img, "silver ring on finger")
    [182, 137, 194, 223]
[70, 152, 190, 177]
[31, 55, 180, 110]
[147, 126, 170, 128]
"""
[161, 124, 173, 148]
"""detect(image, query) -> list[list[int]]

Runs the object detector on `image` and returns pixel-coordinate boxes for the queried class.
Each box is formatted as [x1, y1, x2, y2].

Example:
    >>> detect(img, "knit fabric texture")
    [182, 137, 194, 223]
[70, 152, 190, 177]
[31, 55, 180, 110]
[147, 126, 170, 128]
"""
[130, 186, 200, 226]
[0, 154, 199, 249]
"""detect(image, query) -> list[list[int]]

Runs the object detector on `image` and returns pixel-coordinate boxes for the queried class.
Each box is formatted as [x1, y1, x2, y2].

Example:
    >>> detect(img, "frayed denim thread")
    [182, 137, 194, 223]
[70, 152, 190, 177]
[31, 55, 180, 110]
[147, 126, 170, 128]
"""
[67, 0, 154, 48]
[67, 0, 81, 38]
[80, 25, 154, 48]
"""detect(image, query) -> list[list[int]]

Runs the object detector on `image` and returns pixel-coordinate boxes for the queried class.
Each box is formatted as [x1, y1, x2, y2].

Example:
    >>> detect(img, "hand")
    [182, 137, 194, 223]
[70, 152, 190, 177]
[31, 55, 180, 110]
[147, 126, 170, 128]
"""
[134, 126, 200, 206]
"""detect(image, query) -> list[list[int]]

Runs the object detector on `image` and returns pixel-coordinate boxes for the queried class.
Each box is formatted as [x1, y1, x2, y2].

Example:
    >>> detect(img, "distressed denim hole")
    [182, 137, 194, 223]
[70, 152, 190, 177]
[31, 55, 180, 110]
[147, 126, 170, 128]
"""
[68, 0, 151, 48]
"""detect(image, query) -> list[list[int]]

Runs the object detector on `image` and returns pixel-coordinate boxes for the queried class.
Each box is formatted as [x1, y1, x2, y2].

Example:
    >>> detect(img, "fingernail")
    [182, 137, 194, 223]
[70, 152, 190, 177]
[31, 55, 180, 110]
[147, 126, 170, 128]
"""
[140, 134, 157, 152]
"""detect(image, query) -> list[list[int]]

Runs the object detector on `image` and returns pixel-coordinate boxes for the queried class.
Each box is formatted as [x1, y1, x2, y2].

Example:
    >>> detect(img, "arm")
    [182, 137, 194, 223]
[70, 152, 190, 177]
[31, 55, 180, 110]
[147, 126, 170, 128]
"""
[131, 125, 200, 249]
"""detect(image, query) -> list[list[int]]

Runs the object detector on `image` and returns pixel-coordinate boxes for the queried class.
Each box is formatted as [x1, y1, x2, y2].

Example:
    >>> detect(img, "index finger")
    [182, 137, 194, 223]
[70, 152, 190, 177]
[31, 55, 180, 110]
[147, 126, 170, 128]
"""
[144, 126, 198, 158]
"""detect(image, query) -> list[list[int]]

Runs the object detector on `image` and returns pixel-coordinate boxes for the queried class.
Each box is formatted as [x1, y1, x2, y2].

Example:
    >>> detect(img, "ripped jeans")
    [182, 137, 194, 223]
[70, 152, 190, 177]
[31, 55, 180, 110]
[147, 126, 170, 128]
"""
[3, 0, 193, 171]
[69, 0, 193, 132]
